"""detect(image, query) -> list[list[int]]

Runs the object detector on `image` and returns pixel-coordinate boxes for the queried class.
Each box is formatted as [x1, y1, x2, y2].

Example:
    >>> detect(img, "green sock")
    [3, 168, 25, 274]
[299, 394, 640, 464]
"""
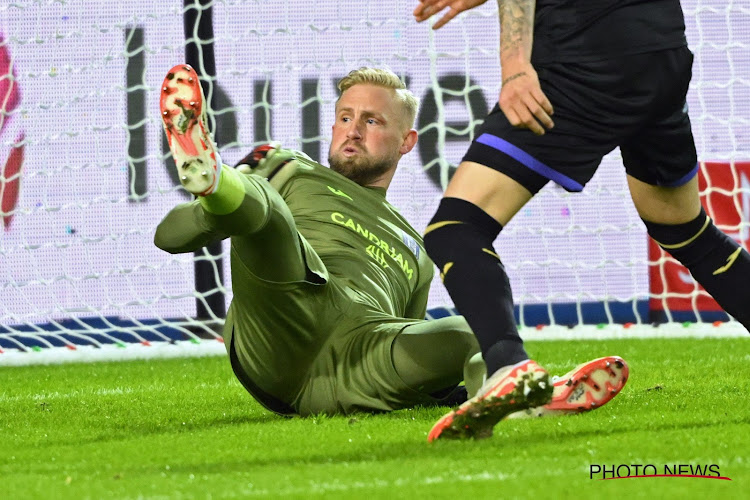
[198, 165, 245, 215]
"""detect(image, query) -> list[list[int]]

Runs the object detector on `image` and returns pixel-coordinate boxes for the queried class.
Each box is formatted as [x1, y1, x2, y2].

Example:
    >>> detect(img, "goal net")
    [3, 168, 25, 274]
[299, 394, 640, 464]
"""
[1, 0, 748, 364]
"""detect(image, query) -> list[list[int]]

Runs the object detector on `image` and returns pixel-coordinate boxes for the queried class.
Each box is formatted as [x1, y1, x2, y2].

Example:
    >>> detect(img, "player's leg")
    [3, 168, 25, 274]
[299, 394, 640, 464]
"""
[426, 163, 537, 372]
[628, 176, 750, 330]
[393, 316, 630, 418]
[295, 314, 481, 416]
[156, 64, 333, 414]
[422, 59, 639, 440]
[391, 315, 483, 396]
[154, 171, 310, 284]
[156, 64, 309, 283]
[422, 160, 555, 440]
[622, 46, 750, 331]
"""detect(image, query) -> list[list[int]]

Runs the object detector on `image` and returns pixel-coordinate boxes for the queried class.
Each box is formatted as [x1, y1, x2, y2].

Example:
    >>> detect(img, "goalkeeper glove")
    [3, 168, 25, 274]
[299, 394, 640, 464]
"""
[235, 142, 305, 175]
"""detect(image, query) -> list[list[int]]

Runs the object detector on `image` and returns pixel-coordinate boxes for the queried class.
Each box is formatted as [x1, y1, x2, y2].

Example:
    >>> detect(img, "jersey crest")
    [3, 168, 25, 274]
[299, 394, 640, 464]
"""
[402, 232, 421, 259]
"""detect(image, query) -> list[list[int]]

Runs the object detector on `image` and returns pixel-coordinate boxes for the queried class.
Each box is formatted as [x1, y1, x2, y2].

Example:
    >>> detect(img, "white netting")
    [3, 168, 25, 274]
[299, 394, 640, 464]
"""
[1, 0, 748, 359]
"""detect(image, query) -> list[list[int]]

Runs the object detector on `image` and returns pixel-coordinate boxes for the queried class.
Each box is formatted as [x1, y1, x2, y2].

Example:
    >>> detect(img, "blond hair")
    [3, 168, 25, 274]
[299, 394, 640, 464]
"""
[337, 67, 418, 130]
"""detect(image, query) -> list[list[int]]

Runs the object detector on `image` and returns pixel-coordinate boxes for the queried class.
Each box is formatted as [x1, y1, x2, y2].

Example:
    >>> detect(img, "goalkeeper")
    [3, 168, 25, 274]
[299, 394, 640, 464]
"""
[155, 65, 627, 419]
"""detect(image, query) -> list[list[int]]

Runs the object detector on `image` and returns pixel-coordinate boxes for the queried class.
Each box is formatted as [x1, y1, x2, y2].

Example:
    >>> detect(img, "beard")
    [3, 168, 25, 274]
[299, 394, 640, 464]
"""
[328, 146, 397, 186]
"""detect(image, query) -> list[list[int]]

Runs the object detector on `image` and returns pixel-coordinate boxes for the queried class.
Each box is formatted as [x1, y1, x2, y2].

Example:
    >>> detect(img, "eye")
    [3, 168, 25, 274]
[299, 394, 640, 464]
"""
[366, 118, 378, 125]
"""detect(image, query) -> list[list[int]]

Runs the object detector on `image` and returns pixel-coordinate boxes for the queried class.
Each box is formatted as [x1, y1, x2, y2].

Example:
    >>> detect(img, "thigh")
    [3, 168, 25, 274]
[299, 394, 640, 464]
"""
[621, 49, 698, 188]
[391, 315, 480, 393]
[297, 315, 480, 416]
[226, 174, 311, 283]
[227, 270, 350, 409]
[462, 61, 634, 196]
[294, 316, 424, 416]
[462, 106, 613, 196]
[627, 174, 702, 224]
[443, 161, 534, 226]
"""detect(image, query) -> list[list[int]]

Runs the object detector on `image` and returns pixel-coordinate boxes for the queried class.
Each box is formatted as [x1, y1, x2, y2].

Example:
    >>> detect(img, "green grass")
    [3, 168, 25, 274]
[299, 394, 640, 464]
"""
[1, 338, 748, 499]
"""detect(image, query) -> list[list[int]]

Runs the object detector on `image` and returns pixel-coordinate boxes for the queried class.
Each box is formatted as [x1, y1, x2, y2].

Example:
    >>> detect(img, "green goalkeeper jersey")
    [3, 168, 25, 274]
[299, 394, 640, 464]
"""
[155, 153, 451, 415]
[254, 155, 434, 320]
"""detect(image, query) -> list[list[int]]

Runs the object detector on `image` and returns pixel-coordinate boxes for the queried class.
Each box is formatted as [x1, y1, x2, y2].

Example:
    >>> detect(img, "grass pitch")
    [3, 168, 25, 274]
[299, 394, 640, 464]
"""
[1, 338, 747, 499]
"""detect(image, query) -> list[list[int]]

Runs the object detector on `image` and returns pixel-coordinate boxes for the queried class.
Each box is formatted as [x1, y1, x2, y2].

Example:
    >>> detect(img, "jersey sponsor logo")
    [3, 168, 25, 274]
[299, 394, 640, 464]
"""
[330, 211, 414, 280]
[327, 185, 353, 201]
[366, 244, 390, 269]
[401, 232, 420, 259]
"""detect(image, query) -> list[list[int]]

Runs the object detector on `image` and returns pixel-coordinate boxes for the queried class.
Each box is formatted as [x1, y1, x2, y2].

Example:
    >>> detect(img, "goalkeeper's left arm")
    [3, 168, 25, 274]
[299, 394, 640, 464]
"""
[235, 142, 309, 179]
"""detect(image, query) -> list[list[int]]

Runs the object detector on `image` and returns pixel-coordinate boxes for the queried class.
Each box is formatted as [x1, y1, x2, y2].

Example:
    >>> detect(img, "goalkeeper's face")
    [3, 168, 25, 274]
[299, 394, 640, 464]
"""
[329, 84, 416, 186]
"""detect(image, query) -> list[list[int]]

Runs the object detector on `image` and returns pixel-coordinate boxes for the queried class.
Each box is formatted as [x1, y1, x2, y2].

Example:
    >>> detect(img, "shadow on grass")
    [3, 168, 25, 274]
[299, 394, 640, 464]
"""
[45, 411, 281, 448]
[124, 413, 750, 475]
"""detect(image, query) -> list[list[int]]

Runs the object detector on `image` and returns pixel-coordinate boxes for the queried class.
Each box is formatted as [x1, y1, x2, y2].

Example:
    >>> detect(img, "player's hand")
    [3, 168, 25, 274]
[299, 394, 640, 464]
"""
[413, 0, 488, 30]
[498, 64, 554, 135]
[235, 142, 300, 173]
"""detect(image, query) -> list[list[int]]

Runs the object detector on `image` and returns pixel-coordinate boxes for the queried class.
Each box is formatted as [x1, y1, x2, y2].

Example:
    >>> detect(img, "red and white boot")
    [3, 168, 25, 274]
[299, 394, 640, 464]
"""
[428, 359, 553, 442]
[160, 64, 221, 196]
[506, 356, 629, 419]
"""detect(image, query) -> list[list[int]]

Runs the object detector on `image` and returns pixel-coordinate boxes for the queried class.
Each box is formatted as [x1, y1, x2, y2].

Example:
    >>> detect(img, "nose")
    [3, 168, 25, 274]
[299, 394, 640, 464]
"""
[346, 121, 362, 140]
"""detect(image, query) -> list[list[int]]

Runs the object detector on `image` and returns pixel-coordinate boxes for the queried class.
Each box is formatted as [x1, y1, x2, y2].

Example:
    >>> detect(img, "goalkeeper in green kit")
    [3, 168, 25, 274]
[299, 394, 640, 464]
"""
[155, 64, 628, 433]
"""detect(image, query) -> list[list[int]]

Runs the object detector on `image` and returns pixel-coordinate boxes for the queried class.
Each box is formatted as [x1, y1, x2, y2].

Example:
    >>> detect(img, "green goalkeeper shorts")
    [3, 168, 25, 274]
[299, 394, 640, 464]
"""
[224, 251, 439, 416]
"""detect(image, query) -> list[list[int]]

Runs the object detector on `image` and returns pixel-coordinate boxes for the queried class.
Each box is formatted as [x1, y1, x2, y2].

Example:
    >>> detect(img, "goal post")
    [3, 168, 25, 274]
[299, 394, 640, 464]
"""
[1, 0, 748, 365]
[182, 0, 226, 326]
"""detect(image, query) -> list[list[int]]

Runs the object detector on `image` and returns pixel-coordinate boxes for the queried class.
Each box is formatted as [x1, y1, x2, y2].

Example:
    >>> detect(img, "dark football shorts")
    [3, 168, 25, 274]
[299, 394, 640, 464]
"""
[463, 46, 698, 194]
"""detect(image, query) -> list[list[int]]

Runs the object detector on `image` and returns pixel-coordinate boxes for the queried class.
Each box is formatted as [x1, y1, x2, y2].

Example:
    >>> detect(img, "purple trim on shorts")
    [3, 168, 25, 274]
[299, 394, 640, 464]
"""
[662, 162, 699, 187]
[476, 133, 584, 192]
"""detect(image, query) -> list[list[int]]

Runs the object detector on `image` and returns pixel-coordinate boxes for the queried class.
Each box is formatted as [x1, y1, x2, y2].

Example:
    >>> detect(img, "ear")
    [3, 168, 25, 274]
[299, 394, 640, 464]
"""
[399, 129, 418, 155]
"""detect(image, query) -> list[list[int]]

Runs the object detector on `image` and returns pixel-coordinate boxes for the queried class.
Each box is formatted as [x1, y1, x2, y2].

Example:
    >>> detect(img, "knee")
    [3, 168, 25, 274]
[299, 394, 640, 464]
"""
[642, 207, 715, 261]
[423, 198, 502, 265]
[431, 316, 480, 352]
[153, 213, 191, 254]
[436, 314, 474, 335]
[421, 216, 452, 263]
